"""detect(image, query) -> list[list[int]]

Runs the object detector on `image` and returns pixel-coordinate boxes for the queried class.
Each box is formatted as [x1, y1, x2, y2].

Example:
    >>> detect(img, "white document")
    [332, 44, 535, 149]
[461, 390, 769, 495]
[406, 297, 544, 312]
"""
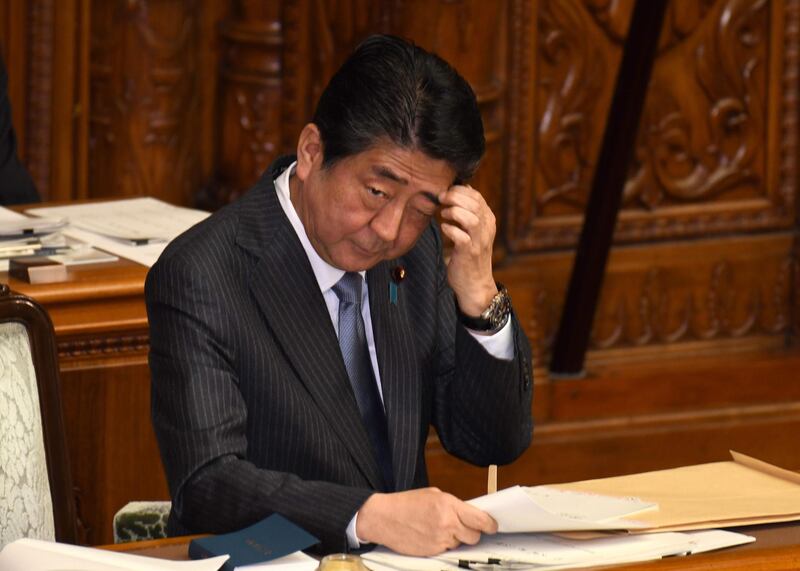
[27, 198, 210, 268]
[236, 550, 318, 570]
[467, 486, 654, 533]
[0, 217, 67, 237]
[0, 206, 66, 238]
[0, 239, 117, 272]
[362, 529, 754, 571]
[0, 538, 228, 571]
[0, 205, 29, 222]
[683, 529, 757, 554]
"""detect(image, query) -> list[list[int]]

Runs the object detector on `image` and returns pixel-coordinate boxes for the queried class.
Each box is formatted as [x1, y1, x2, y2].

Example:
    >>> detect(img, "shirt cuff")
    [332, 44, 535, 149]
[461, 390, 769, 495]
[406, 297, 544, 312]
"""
[466, 316, 514, 361]
[346, 512, 362, 549]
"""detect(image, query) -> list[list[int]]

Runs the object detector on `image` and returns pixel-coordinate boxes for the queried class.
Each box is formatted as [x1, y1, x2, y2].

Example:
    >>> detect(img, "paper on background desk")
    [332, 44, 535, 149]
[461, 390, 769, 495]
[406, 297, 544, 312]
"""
[0, 538, 228, 571]
[27, 198, 210, 267]
[0, 205, 29, 223]
[0, 234, 118, 272]
[362, 529, 754, 571]
[467, 486, 654, 533]
[1, 206, 67, 238]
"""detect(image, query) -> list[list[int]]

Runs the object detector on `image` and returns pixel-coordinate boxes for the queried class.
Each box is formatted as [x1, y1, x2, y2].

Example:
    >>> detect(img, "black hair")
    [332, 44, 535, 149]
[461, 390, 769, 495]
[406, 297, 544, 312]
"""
[312, 34, 485, 183]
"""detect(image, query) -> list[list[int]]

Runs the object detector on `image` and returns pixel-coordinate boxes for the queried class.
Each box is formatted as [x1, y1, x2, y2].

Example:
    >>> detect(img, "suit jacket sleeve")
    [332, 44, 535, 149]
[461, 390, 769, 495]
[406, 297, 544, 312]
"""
[427, 223, 534, 466]
[146, 251, 372, 553]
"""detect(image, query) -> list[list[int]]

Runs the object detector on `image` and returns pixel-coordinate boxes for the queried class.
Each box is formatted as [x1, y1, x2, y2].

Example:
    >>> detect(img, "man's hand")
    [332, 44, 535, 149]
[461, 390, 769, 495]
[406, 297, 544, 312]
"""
[438, 185, 498, 317]
[356, 487, 498, 556]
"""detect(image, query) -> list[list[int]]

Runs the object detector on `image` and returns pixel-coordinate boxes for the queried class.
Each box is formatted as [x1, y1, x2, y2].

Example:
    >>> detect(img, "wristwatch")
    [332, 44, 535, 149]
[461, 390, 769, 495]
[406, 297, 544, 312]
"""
[457, 284, 512, 333]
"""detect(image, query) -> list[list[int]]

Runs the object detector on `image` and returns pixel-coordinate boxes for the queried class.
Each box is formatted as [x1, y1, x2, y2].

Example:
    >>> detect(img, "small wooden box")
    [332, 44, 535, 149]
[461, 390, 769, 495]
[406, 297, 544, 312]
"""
[9, 256, 68, 284]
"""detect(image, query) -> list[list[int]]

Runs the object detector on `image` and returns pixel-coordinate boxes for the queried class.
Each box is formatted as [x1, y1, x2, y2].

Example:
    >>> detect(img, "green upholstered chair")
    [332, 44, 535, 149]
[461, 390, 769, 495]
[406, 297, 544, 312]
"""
[113, 500, 171, 543]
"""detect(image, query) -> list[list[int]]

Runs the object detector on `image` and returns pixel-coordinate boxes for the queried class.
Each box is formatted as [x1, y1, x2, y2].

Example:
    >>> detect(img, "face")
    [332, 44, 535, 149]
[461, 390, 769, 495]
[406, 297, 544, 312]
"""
[291, 125, 455, 271]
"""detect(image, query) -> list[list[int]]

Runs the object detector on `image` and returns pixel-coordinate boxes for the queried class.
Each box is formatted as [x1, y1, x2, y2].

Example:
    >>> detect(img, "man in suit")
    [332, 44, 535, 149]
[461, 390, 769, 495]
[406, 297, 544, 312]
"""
[146, 35, 533, 555]
[0, 57, 38, 205]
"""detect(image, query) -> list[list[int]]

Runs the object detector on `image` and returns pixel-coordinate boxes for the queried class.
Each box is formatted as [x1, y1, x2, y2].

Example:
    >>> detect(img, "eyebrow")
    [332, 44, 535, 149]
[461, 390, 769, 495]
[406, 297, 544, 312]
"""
[371, 165, 441, 206]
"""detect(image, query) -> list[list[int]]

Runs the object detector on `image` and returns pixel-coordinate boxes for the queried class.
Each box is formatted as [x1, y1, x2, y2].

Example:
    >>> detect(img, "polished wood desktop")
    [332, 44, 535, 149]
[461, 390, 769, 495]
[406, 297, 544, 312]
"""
[103, 523, 800, 570]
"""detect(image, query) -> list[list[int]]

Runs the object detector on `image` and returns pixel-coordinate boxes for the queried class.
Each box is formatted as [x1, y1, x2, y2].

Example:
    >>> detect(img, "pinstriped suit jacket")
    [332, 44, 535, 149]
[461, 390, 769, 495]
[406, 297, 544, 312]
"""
[146, 156, 533, 552]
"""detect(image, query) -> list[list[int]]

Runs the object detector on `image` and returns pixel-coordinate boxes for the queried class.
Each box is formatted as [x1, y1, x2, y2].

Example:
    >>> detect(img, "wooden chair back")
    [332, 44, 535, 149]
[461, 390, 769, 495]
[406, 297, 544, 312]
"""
[0, 284, 77, 545]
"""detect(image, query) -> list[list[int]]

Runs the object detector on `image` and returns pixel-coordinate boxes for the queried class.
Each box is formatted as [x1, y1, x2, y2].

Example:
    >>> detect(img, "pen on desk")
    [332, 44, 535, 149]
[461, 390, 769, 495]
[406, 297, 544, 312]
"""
[37, 247, 73, 255]
[488, 464, 497, 494]
[435, 557, 539, 570]
[115, 237, 167, 246]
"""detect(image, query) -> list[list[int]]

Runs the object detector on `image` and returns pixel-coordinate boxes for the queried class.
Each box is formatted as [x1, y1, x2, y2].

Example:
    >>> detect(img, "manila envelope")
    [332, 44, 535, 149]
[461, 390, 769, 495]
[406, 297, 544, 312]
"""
[553, 451, 800, 532]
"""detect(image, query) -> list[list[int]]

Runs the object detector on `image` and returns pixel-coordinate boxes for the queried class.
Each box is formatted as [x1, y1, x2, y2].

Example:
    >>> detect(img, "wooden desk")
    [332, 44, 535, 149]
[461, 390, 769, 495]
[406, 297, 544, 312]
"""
[104, 524, 800, 570]
[1, 255, 169, 546]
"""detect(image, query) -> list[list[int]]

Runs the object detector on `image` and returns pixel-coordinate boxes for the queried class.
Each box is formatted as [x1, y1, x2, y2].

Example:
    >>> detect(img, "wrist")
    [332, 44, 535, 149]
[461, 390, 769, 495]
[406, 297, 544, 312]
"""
[455, 281, 498, 318]
[355, 493, 387, 545]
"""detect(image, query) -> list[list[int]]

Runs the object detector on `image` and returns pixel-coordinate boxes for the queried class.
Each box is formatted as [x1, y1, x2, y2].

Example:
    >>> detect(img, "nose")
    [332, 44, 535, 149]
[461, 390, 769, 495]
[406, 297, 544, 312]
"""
[370, 200, 404, 243]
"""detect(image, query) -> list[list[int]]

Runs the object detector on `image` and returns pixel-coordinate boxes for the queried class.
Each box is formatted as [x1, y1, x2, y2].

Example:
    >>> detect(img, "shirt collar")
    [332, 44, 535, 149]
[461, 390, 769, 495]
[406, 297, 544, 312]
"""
[273, 162, 365, 293]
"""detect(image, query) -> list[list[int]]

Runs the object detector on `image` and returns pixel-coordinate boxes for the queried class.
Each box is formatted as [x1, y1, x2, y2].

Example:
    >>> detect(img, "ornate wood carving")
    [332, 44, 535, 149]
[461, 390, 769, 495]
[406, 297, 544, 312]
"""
[507, 234, 797, 354]
[89, 0, 201, 204]
[207, 0, 508, 209]
[781, 0, 799, 218]
[57, 334, 149, 360]
[198, 0, 285, 208]
[506, 0, 797, 252]
[25, 0, 55, 200]
[385, 0, 509, 226]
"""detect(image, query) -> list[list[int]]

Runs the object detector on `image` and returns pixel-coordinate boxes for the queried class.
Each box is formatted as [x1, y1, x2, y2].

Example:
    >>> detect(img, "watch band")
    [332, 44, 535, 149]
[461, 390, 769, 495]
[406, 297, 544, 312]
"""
[457, 284, 512, 333]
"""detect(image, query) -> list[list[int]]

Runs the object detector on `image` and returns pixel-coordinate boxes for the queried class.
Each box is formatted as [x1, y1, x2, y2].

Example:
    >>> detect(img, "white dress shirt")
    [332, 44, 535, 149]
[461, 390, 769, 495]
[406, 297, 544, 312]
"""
[274, 162, 513, 547]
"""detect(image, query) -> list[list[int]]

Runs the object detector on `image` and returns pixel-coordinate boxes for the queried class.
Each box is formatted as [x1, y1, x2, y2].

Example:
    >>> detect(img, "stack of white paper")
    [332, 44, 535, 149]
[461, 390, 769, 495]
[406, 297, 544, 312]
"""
[27, 198, 210, 268]
[363, 529, 755, 571]
[240, 550, 318, 570]
[467, 485, 655, 533]
[0, 538, 319, 571]
[0, 538, 228, 571]
[364, 485, 754, 570]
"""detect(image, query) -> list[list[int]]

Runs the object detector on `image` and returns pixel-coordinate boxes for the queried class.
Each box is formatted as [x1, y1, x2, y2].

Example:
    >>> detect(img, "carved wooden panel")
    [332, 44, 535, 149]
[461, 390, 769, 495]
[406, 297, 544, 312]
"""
[25, 0, 55, 198]
[505, 0, 797, 251]
[89, 0, 201, 204]
[385, 0, 509, 233]
[202, 0, 285, 207]
[498, 233, 797, 355]
[207, 0, 509, 210]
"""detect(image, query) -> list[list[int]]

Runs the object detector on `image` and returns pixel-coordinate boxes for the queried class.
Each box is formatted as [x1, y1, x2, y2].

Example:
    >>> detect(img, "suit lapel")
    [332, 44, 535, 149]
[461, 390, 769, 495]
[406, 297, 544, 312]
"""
[236, 165, 384, 490]
[367, 260, 422, 491]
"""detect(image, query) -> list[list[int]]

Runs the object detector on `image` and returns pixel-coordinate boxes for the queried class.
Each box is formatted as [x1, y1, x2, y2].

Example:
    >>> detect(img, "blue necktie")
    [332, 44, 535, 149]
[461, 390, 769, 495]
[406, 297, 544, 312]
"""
[332, 272, 394, 491]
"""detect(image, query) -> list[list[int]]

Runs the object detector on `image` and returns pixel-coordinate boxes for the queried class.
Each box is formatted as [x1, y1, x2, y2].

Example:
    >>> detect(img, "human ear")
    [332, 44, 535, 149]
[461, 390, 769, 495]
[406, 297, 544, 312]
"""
[295, 123, 323, 182]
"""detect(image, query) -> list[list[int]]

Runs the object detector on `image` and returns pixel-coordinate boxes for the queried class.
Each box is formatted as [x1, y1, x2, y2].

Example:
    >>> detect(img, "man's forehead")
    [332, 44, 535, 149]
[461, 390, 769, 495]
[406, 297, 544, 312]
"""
[356, 143, 456, 187]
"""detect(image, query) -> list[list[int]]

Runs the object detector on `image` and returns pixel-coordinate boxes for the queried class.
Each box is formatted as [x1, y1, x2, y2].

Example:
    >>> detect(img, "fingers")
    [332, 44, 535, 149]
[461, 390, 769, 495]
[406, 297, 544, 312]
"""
[458, 502, 498, 534]
[438, 185, 496, 245]
[355, 487, 496, 556]
[438, 183, 483, 210]
[453, 525, 482, 546]
[440, 221, 471, 248]
[438, 184, 499, 316]
[436, 500, 491, 549]
[436, 494, 497, 549]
